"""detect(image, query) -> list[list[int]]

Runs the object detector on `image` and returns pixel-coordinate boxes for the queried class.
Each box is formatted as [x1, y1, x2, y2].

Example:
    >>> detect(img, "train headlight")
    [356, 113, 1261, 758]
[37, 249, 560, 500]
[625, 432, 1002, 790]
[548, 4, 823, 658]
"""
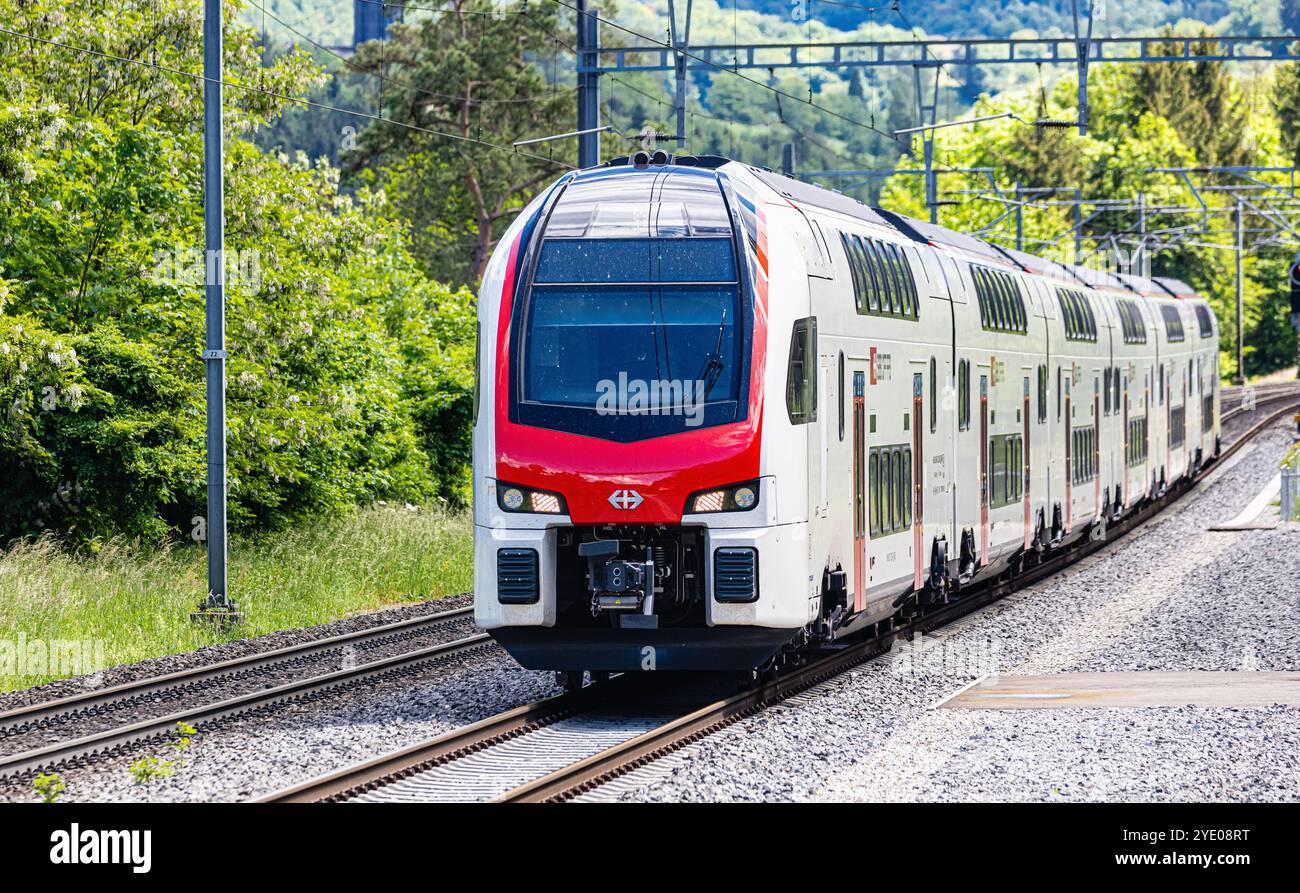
[497, 482, 567, 515]
[686, 481, 761, 514]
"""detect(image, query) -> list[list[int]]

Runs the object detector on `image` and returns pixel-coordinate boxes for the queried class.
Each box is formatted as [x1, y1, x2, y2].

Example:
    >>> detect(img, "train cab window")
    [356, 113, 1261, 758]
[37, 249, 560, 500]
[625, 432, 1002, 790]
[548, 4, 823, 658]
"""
[517, 170, 751, 443]
[786, 317, 818, 425]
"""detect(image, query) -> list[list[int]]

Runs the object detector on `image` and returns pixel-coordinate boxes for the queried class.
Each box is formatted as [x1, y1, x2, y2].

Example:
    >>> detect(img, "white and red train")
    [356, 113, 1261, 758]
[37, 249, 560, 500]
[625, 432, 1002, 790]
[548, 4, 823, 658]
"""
[472, 154, 1220, 678]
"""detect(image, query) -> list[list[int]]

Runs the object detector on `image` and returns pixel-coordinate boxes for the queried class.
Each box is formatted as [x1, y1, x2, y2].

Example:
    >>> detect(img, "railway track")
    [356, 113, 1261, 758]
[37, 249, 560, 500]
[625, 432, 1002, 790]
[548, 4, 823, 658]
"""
[0, 605, 493, 781]
[260, 388, 1300, 804]
[1221, 381, 1300, 423]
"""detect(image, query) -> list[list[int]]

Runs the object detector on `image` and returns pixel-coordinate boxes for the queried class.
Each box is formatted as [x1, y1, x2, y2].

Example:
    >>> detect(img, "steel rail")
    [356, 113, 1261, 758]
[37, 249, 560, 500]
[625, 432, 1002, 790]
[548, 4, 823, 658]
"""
[0, 606, 474, 738]
[0, 609, 489, 781]
[262, 397, 1299, 804]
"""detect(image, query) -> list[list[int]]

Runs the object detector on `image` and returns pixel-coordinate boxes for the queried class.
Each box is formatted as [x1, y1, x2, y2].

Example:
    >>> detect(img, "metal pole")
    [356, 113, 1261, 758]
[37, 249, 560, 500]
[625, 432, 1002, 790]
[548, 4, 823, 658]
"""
[1074, 188, 1083, 262]
[1137, 191, 1147, 276]
[1235, 197, 1245, 384]
[576, 0, 600, 168]
[782, 143, 795, 178]
[1015, 181, 1023, 251]
[201, 0, 230, 614]
[668, 0, 693, 153]
[1072, 0, 1094, 135]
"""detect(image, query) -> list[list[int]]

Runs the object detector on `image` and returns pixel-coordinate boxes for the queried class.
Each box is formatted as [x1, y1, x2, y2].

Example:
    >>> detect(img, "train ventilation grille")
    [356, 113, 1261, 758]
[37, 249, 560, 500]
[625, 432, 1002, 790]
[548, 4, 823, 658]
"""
[497, 548, 540, 604]
[714, 548, 759, 603]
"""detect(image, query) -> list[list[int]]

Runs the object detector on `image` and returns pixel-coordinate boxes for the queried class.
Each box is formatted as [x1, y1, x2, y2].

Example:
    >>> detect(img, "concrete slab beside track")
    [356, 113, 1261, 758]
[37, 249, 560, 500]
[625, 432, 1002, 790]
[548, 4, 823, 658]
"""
[936, 671, 1300, 709]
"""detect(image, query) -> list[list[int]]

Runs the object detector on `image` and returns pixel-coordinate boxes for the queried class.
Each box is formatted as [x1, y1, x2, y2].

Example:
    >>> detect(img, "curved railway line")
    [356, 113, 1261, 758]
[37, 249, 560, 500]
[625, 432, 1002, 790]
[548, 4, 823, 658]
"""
[258, 384, 1300, 804]
[0, 605, 493, 781]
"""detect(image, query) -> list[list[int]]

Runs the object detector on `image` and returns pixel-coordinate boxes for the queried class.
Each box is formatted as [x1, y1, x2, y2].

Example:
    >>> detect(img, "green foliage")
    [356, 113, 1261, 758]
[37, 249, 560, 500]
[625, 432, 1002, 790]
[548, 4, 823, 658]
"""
[0, 1, 477, 545]
[128, 754, 177, 784]
[33, 772, 65, 803]
[0, 507, 472, 690]
[343, 0, 573, 286]
[881, 35, 1296, 381]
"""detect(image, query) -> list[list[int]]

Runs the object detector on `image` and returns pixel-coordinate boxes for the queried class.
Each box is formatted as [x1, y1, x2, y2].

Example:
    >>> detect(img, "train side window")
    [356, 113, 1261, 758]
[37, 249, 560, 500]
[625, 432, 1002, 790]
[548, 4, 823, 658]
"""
[1103, 368, 1112, 415]
[472, 322, 481, 425]
[855, 238, 880, 313]
[837, 351, 846, 441]
[958, 359, 970, 431]
[899, 448, 911, 528]
[1037, 365, 1047, 423]
[1159, 363, 1165, 404]
[786, 317, 818, 425]
[929, 357, 937, 434]
[1056, 366, 1062, 421]
[883, 449, 894, 532]
[839, 233, 866, 313]
[869, 450, 880, 535]
[886, 244, 908, 316]
[867, 241, 894, 313]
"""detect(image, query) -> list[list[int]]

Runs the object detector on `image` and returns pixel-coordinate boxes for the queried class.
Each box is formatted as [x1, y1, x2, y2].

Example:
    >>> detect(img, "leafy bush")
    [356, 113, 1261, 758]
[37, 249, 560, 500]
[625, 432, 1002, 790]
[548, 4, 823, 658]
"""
[0, 2, 476, 545]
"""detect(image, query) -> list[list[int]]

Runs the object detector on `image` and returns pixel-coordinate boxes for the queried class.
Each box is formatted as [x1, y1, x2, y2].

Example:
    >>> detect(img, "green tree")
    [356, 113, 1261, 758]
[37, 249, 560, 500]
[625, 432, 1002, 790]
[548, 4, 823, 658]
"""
[344, 0, 573, 286]
[0, 1, 477, 543]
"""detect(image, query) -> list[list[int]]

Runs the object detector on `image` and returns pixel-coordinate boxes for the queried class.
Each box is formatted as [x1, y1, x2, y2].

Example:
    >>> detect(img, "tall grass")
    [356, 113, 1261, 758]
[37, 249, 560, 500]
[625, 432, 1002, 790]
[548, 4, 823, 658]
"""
[0, 507, 473, 691]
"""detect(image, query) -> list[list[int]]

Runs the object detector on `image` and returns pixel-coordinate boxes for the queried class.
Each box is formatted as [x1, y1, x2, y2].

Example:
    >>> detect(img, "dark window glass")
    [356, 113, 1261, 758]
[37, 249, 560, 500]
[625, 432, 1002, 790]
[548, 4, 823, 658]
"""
[786, 317, 818, 424]
[838, 351, 846, 441]
[869, 450, 880, 535]
[535, 238, 737, 283]
[863, 239, 883, 313]
[883, 449, 894, 531]
[929, 357, 937, 434]
[899, 448, 911, 528]
[958, 359, 970, 431]
[524, 284, 740, 410]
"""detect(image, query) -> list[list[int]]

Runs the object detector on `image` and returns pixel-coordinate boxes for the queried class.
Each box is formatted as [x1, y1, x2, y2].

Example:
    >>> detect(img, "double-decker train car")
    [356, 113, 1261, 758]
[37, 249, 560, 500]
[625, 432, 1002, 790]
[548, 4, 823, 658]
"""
[472, 154, 1221, 681]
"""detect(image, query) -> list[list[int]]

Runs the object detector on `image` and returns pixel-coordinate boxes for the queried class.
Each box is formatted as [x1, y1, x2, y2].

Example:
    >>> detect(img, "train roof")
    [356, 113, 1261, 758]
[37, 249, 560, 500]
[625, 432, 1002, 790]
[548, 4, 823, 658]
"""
[744, 167, 896, 229]
[1153, 276, 1202, 299]
[591, 157, 1211, 304]
[1115, 272, 1169, 297]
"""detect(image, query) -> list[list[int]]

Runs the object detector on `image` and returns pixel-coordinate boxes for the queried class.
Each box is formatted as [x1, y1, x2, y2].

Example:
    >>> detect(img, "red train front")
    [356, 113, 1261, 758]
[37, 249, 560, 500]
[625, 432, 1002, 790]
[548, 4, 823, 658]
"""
[473, 156, 818, 675]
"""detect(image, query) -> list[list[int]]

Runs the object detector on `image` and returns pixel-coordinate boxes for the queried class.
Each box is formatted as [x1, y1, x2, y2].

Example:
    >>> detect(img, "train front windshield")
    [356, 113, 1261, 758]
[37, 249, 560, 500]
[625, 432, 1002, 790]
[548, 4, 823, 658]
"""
[514, 169, 752, 442]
